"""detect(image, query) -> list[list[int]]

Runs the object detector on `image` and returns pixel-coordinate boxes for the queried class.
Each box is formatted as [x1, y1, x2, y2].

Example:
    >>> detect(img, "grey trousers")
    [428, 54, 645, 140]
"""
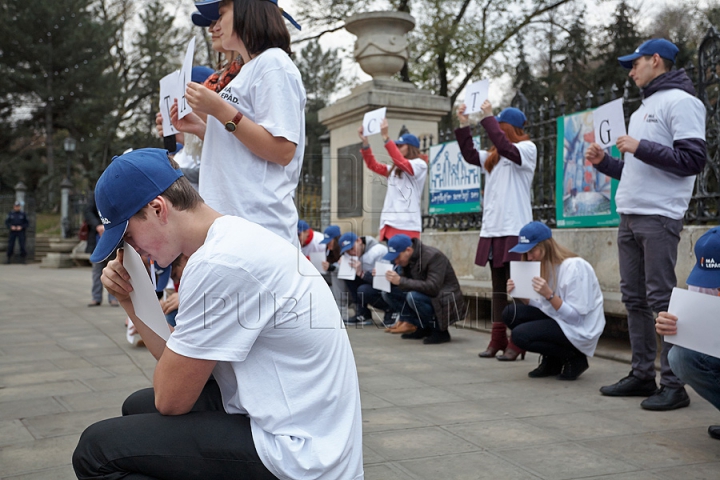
[91, 260, 116, 304]
[618, 214, 683, 388]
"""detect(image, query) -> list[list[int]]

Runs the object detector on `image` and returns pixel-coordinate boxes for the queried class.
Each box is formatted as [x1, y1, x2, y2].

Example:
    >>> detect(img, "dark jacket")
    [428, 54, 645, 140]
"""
[84, 193, 102, 254]
[5, 210, 28, 231]
[397, 238, 466, 330]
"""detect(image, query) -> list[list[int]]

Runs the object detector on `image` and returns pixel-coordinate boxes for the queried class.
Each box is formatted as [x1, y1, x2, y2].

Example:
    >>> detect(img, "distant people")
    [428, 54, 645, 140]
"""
[176, 0, 306, 245]
[358, 118, 428, 241]
[338, 232, 389, 326]
[381, 235, 466, 344]
[84, 194, 117, 307]
[5, 201, 28, 264]
[586, 38, 706, 410]
[320, 225, 351, 312]
[298, 220, 324, 258]
[656, 226, 720, 439]
[455, 100, 537, 361]
[504, 222, 605, 380]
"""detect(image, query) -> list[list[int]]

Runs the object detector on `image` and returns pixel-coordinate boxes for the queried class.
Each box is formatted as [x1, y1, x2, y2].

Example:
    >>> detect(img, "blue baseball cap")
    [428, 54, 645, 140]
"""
[686, 227, 720, 288]
[191, 11, 213, 27]
[297, 220, 310, 233]
[195, 0, 301, 30]
[496, 108, 526, 128]
[90, 148, 184, 263]
[338, 232, 358, 254]
[320, 225, 341, 244]
[191, 66, 214, 84]
[383, 234, 413, 262]
[395, 133, 420, 149]
[509, 221, 552, 254]
[618, 38, 678, 69]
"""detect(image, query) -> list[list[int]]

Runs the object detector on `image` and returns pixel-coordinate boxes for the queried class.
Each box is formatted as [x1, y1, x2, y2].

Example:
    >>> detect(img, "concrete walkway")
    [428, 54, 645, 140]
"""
[1, 264, 719, 479]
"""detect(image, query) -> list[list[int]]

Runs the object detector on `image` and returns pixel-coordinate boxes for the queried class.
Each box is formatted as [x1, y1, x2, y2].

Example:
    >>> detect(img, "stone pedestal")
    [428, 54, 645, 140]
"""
[40, 252, 75, 268]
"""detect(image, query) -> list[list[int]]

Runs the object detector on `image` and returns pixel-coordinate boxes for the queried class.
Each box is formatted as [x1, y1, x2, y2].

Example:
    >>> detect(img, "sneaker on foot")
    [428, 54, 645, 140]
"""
[640, 385, 690, 411]
[344, 315, 372, 326]
[599, 371, 657, 397]
[708, 425, 720, 440]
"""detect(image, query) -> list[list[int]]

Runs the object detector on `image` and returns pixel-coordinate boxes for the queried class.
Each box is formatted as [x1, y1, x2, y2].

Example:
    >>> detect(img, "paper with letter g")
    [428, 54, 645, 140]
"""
[593, 98, 626, 149]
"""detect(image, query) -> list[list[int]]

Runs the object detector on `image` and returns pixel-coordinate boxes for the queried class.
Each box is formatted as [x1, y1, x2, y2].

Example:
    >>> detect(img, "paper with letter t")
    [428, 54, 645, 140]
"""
[510, 261, 542, 301]
[362, 107, 387, 136]
[122, 241, 171, 341]
[666, 287, 720, 359]
[159, 71, 180, 136]
[464, 79, 489, 114]
[593, 98, 626, 149]
[177, 37, 196, 120]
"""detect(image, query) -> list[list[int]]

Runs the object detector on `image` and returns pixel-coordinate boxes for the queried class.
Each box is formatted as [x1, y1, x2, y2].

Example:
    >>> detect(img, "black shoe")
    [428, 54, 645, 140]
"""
[640, 386, 690, 411]
[528, 355, 563, 378]
[599, 371, 657, 397]
[344, 315, 372, 326]
[708, 426, 720, 440]
[401, 328, 430, 340]
[423, 329, 451, 344]
[557, 355, 588, 381]
[383, 311, 399, 328]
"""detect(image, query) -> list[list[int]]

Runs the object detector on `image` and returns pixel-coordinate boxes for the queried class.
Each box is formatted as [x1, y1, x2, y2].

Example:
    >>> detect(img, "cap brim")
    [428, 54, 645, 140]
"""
[195, 1, 221, 21]
[340, 245, 353, 255]
[686, 267, 720, 289]
[508, 242, 536, 254]
[89, 221, 127, 263]
[617, 53, 640, 69]
[191, 12, 213, 27]
[319, 238, 331, 245]
[383, 251, 400, 262]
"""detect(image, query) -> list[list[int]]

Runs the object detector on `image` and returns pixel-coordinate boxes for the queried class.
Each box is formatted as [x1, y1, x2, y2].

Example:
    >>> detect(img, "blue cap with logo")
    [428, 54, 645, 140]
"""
[338, 232, 358, 254]
[496, 108, 526, 129]
[191, 11, 213, 27]
[320, 225, 341, 244]
[686, 227, 720, 288]
[297, 220, 310, 233]
[618, 38, 679, 69]
[509, 221, 552, 254]
[90, 148, 184, 263]
[395, 133, 420, 149]
[194, 0, 301, 30]
[383, 234, 413, 262]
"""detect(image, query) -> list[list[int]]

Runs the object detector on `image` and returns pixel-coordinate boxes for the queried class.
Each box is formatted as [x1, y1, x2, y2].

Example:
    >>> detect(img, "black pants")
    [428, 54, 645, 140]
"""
[502, 302, 583, 359]
[7, 230, 26, 258]
[72, 379, 277, 480]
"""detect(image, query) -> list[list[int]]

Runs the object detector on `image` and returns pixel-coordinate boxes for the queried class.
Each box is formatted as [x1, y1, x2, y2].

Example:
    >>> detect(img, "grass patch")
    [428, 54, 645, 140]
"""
[35, 213, 61, 235]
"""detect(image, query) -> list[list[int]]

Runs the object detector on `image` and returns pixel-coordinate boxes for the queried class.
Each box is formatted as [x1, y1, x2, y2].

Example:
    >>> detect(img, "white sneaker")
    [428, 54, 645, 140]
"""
[125, 318, 144, 347]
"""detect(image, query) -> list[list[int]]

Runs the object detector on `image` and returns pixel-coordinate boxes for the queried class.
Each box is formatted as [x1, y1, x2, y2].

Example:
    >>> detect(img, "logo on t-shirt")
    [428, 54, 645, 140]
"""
[701, 257, 720, 269]
[643, 113, 659, 124]
[220, 91, 240, 104]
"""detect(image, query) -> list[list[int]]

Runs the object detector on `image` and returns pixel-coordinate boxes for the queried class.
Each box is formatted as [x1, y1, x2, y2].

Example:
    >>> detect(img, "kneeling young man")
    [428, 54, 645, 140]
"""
[72, 149, 363, 480]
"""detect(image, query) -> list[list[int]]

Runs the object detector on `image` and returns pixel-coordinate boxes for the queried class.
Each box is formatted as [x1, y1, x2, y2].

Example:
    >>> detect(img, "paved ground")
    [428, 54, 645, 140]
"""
[1, 264, 719, 479]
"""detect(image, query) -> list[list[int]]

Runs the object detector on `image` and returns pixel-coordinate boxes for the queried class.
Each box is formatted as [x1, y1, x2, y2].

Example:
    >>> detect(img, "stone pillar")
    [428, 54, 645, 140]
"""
[319, 11, 450, 237]
[60, 177, 73, 239]
[14, 182, 27, 210]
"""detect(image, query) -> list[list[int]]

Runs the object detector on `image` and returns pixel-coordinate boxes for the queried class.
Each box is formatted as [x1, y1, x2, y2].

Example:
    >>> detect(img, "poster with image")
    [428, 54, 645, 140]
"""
[428, 139, 482, 214]
[555, 110, 620, 228]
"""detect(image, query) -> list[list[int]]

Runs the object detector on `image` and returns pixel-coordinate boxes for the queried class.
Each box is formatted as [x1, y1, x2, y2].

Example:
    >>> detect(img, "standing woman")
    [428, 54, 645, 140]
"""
[505, 222, 606, 380]
[178, 0, 305, 245]
[455, 100, 536, 361]
[358, 118, 428, 241]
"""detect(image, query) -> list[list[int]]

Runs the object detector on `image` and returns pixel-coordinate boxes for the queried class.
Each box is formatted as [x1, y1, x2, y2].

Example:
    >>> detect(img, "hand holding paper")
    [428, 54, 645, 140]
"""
[666, 287, 720, 359]
[593, 98, 626, 149]
[362, 107, 387, 136]
[337, 254, 357, 281]
[509, 261, 542, 301]
[373, 262, 393, 293]
[464, 79, 489, 115]
[309, 251, 327, 274]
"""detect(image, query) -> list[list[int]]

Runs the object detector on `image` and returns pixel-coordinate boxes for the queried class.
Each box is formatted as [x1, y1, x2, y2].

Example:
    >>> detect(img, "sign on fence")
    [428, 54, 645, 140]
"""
[428, 139, 482, 214]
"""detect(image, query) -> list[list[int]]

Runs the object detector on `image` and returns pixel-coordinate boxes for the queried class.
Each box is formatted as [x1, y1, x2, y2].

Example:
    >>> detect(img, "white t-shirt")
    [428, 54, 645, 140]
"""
[166, 216, 363, 480]
[300, 229, 325, 257]
[529, 257, 606, 357]
[200, 48, 306, 245]
[478, 141, 536, 237]
[615, 89, 706, 219]
[379, 159, 428, 232]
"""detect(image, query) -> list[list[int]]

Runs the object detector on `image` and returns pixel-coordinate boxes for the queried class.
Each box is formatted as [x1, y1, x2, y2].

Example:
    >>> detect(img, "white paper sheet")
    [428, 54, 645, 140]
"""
[666, 287, 720, 359]
[122, 242, 171, 341]
[159, 71, 180, 136]
[464, 79, 490, 114]
[309, 251, 327, 274]
[593, 98, 626, 149]
[362, 107, 387, 136]
[337, 254, 358, 281]
[510, 261, 542, 301]
[177, 37, 196, 120]
[373, 262, 393, 293]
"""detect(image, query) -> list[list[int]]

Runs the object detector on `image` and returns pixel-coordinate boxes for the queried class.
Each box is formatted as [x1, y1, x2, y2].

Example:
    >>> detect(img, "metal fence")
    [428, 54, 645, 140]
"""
[422, 26, 720, 231]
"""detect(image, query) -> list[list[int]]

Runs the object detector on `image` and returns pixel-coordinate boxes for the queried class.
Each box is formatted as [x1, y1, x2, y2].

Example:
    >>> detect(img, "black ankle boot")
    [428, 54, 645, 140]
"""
[557, 355, 589, 381]
[528, 355, 562, 378]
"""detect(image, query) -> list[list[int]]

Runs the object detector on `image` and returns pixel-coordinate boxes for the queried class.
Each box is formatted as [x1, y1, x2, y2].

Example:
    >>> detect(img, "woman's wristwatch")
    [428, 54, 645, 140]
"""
[546, 292, 555, 301]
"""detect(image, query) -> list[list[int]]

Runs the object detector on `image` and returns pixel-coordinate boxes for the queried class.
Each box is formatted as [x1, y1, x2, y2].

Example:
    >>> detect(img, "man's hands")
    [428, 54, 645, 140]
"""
[160, 292, 179, 315]
[585, 143, 605, 165]
[385, 269, 401, 286]
[616, 135, 640, 154]
[586, 135, 640, 166]
[100, 249, 135, 315]
[656, 312, 678, 336]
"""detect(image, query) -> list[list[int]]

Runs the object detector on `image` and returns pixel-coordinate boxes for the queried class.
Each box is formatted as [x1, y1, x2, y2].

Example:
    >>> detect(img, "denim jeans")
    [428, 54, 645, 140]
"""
[668, 346, 720, 411]
[381, 290, 435, 328]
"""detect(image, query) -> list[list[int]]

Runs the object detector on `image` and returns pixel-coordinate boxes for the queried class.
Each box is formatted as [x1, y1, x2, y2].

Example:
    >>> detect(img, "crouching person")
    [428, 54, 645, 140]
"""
[72, 149, 363, 480]
[504, 222, 606, 380]
[381, 235, 466, 344]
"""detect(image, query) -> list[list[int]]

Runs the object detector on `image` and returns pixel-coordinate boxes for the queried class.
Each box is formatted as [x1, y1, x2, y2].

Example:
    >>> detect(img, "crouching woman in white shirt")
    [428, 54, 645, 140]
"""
[504, 221, 606, 380]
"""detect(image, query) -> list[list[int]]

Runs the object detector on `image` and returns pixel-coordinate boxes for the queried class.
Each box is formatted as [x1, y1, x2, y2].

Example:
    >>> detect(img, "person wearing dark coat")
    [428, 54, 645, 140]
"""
[85, 193, 117, 306]
[5, 201, 29, 263]
[381, 235, 466, 344]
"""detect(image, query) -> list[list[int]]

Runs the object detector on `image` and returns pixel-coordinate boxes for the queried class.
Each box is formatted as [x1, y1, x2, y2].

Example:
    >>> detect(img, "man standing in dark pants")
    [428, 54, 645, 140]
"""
[586, 38, 707, 410]
[5, 201, 28, 264]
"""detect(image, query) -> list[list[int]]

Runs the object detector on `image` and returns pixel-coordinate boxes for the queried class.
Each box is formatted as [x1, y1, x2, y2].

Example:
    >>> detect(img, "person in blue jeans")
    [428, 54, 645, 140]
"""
[380, 235, 465, 344]
[656, 226, 720, 440]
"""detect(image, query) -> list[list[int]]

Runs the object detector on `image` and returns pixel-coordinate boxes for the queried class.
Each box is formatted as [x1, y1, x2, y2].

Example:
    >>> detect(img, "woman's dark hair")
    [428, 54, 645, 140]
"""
[224, 0, 291, 56]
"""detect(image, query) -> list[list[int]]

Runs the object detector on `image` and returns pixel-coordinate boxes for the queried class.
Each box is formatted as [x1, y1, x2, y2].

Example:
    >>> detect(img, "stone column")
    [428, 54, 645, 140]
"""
[14, 182, 27, 210]
[319, 11, 450, 237]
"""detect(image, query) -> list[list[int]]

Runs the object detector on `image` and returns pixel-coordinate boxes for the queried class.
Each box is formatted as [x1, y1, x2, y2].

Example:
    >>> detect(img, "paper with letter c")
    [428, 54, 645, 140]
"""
[309, 251, 327, 274]
[177, 37, 196, 120]
[122, 241, 171, 341]
[373, 262, 393, 293]
[593, 98, 626, 149]
[362, 107, 387, 136]
[510, 261, 542, 301]
[666, 287, 720, 359]
[159, 71, 180, 136]
[337, 254, 358, 281]
[464, 79, 490, 114]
